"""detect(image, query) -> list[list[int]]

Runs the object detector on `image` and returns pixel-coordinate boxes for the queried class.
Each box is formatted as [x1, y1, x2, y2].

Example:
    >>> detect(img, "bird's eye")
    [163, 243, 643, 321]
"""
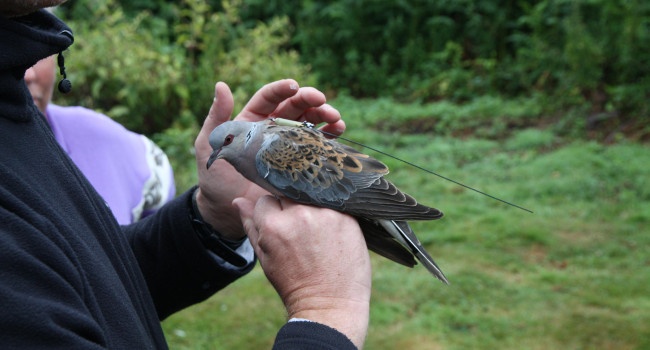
[224, 134, 234, 146]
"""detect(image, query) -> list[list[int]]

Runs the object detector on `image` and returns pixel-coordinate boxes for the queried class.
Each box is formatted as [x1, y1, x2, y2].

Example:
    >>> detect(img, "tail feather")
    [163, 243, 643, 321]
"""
[380, 219, 449, 284]
[357, 218, 417, 268]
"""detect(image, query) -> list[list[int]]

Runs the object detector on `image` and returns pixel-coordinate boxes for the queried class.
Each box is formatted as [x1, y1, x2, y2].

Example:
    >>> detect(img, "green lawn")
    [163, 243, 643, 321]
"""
[162, 97, 650, 349]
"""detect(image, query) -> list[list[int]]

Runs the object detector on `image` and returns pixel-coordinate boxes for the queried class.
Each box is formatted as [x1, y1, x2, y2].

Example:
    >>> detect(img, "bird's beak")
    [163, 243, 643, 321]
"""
[206, 149, 220, 169]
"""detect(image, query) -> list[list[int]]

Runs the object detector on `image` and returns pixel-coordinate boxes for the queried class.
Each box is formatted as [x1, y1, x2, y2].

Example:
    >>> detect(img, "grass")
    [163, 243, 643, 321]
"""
[161, 96, 650, 349]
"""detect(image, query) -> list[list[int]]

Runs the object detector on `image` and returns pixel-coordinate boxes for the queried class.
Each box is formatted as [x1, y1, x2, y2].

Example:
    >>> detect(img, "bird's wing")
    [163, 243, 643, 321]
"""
[255, 126, 387, 208]
[256, 125, 442, 220]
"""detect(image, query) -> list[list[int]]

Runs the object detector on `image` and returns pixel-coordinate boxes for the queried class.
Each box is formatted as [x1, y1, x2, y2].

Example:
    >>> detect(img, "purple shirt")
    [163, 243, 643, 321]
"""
[46, 104, 175, 224]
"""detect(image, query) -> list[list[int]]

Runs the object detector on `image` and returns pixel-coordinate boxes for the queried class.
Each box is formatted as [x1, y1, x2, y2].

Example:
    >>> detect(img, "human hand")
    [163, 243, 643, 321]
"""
[195, 79, 344, 240]
[233, 196, 371, 348]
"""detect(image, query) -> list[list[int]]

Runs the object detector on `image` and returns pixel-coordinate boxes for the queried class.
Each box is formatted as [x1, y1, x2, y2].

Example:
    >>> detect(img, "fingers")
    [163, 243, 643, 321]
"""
[237, 80, 344, 131]
[232, 197, 257, 244]
[317, 111, 346, 137]
[203, 80, 343, 134]
[239, 79, 301, 119]
[301, 103, 341, 125]
[271, 86, 326, 119]
[233, 195, 284, 249]
[272, 88, 345, 129]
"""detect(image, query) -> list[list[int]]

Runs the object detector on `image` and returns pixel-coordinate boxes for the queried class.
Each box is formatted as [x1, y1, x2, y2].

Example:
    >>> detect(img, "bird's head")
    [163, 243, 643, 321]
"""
[207, 121, 255, 169]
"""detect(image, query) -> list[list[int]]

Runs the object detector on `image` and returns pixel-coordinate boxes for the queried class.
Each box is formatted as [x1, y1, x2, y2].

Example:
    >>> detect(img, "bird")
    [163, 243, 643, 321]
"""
[207, 118, 448, 284]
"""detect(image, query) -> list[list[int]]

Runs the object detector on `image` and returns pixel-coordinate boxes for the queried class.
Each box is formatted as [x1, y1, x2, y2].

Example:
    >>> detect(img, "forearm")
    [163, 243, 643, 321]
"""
[124, 188, 255, 318]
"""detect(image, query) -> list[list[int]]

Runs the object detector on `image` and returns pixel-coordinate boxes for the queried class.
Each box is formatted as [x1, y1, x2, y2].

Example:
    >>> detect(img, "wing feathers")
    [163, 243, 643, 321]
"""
[257, 126, 442, 220]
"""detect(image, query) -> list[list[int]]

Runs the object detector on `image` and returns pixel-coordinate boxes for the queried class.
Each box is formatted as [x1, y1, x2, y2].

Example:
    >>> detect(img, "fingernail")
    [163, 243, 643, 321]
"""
[335, 120, 346, 134]
[289, 83, 299, 90]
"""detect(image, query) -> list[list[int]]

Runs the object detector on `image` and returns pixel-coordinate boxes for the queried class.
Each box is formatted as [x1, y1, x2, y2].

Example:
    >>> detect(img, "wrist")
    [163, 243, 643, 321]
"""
[288, 297, 369, 349]
[194, 187, 246, 241]
[189, 187, 249, 267]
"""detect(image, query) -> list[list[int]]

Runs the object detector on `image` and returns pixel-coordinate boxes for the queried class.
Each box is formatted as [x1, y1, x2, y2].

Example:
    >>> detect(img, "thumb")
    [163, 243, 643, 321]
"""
[206, 81, 234, 127]
[195, 82, 234, 153]
[232, 197, 258, 245]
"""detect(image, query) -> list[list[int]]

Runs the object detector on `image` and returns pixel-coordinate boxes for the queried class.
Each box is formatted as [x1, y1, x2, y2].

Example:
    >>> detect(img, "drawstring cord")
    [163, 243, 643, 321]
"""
[57, 30, 74, 93]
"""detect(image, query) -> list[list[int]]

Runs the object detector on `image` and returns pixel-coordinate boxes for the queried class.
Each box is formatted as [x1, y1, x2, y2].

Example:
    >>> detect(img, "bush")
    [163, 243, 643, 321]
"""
[236, 0, 649, 125]
[175, 0, 315, 118]
[61, 2, 188, 134]
[58, 0, 649, 140]
[58, 0, 316, 134]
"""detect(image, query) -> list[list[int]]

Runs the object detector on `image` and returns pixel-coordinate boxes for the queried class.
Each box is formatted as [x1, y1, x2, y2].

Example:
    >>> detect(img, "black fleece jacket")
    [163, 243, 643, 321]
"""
[0, 9, 356, 350]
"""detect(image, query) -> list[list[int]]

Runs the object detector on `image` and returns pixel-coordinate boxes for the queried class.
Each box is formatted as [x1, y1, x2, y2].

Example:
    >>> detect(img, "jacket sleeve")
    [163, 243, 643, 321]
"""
[122, 189, 255, 319]
[273, 321, 358, 350]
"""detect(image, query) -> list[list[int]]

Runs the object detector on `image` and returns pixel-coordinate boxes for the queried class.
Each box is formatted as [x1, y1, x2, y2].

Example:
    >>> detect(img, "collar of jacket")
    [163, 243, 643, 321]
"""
[0, 9, 73, 123]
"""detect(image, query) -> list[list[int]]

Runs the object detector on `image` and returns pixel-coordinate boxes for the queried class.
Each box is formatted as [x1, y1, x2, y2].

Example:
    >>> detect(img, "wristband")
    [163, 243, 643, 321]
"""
[189, 187, 248, 267]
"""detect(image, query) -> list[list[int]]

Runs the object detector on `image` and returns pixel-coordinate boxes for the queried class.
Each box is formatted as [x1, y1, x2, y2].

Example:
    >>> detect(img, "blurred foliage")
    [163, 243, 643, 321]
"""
[211, 1, 650, 114]
[62, 4, 188, 134]
[57, 0, 649, 142]
[58, 0, 314, 135]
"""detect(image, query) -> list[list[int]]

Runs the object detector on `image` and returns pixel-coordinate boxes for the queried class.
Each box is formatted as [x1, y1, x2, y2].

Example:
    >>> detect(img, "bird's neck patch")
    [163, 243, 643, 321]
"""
[245, 123, 257, 148]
